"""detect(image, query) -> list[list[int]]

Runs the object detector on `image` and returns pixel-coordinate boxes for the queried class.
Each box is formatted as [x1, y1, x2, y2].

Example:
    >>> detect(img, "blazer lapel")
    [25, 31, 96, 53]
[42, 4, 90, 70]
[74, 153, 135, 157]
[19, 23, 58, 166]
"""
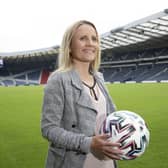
[69, 69, 97, 113]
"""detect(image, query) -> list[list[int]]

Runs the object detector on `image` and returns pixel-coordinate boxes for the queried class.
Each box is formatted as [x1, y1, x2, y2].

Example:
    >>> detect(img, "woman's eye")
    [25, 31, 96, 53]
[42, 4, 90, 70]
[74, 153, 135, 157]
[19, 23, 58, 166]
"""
[79, 36, 98, 42]
[92, 36, 98, 42]
[80, 36, 86, 40]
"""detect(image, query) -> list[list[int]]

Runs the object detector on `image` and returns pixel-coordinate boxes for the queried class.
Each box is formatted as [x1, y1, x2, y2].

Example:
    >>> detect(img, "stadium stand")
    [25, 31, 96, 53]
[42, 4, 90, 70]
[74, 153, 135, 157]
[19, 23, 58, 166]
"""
[40, 69, 50, 84]
[0, 46, 58, 86]
[101, 47, 168, 83]
[100, 9, 168, 83]
[0, 9, 168, 86]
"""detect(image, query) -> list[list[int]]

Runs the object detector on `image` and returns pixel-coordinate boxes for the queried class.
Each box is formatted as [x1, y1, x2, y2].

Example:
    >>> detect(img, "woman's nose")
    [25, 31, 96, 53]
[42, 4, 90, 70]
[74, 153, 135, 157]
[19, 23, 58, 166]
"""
[86, 38, 94, 45]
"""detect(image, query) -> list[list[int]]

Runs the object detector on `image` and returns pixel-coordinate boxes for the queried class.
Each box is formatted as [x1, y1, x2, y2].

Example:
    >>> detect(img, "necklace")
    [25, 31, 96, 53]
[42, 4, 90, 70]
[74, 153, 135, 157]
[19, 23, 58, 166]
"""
[82, 77, 98, 101]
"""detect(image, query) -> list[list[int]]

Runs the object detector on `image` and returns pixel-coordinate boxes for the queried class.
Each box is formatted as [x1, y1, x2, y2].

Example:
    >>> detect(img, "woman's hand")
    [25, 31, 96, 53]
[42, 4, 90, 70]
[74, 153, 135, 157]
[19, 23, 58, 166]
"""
[90, 134, 122, 160]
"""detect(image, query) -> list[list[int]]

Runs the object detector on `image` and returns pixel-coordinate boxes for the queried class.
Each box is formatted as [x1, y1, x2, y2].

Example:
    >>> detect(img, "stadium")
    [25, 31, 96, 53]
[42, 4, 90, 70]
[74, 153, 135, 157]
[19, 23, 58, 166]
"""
[1, 9, 168, 85]
[0, 9, 168, 168]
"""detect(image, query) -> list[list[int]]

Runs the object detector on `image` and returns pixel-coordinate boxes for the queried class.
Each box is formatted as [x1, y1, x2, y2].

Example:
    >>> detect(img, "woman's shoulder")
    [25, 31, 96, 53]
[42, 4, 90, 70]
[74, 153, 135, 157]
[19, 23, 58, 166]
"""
[94, 71, 104, 82]
[47, 69, 72, 83]
[49, 70, 65, 79]
[44, 70, 70, 90]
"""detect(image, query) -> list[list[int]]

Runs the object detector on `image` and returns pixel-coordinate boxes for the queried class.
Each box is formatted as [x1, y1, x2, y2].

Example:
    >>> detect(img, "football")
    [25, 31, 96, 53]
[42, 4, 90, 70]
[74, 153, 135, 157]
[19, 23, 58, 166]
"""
[100, 110, 150, 160]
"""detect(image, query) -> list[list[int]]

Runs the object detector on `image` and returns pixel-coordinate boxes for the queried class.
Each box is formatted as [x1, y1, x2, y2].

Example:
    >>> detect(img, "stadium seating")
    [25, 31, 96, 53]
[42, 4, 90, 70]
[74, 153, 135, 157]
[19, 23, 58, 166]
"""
[0, 69, 50, 86]
[40, 69, 50, 84]
[101, 47, 168, 83]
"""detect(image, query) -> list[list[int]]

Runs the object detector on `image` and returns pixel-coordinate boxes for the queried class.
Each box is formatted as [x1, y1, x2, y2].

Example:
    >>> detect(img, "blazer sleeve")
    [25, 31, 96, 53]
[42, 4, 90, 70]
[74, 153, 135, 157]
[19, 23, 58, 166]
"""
[41, 73, 92, 153]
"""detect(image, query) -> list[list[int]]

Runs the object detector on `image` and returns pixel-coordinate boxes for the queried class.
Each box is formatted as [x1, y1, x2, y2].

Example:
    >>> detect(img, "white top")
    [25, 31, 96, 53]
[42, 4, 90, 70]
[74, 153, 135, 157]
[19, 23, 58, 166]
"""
[83, 83, 115, 168]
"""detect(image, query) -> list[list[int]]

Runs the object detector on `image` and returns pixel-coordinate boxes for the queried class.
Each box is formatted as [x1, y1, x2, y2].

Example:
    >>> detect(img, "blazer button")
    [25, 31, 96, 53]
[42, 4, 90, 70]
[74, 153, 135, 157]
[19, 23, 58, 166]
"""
[72, 124, 76, 128]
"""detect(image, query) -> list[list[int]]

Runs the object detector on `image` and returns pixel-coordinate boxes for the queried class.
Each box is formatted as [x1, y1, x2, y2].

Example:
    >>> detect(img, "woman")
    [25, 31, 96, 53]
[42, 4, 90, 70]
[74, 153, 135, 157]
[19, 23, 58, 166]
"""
[41, 20, 122, 168]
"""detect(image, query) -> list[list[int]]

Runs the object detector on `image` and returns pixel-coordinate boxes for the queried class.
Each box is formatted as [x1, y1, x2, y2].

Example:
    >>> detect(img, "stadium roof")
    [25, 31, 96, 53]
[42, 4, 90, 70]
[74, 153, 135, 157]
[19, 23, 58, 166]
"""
[0, 45, 59, 57]
[0, 46, 59, 72]
[101, 9, 168, 53]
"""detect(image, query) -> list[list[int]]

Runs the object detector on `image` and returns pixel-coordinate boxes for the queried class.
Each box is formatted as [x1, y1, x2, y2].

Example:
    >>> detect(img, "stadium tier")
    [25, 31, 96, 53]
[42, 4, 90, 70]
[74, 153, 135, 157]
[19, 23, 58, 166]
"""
[0, 9, 168, 86]
[101, 47, 168, 83]
[0, 69, 51, 86]
[0, 46, 58, 86]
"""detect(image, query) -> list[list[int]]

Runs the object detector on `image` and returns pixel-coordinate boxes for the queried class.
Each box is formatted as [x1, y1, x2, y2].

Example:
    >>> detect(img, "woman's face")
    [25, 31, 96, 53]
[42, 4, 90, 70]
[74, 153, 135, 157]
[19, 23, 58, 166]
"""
[70, 24, 99, 64]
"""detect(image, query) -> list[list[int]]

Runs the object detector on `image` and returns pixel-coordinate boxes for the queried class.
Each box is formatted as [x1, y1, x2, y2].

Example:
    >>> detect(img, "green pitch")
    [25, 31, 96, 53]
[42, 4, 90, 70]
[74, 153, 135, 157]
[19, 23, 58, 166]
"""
[0, 83, 168, 168]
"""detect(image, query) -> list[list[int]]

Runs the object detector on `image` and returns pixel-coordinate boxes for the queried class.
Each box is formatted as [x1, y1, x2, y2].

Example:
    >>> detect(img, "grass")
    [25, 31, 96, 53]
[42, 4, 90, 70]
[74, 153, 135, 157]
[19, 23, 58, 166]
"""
[0, 83, 168, 168]
[107, 83, 168, 168]
[0, 86, 47, 168]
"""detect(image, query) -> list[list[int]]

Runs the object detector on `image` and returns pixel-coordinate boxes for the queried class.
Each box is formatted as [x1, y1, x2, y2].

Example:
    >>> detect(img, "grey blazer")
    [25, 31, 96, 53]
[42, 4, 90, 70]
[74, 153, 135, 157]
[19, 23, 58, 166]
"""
[41, 69, 117, 168]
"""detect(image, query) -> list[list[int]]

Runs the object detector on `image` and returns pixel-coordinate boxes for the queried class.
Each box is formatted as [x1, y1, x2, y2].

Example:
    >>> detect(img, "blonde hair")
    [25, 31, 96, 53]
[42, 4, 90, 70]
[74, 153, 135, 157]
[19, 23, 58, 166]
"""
[57, 20, 101, 72]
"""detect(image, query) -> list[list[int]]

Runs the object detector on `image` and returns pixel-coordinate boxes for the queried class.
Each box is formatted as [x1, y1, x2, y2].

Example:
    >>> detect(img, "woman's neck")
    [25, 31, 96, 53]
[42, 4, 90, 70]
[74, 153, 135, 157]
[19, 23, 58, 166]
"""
[72, 62, 94, 84]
